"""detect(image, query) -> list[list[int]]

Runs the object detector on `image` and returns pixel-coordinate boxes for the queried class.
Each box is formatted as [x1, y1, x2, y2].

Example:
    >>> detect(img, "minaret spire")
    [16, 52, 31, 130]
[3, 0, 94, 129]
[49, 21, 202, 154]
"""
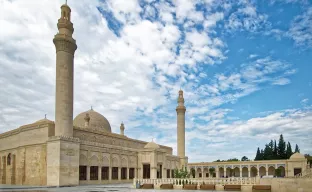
[53, 2, 77, 137]
[176, 89, 187, 168]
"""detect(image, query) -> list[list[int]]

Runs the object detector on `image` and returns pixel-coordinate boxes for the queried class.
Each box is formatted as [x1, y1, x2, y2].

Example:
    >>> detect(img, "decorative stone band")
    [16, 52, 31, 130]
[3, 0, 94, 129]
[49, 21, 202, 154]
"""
[57, 19, 74, 33]
[176, 106, 186, 113]
[277, 164, 286, 168]
[233, 165, 240, 169]
[259, 164, 266, 168]
[53, 35, 77, 55]
[268, 164, 276, 168]
[48, 135, 80, 143]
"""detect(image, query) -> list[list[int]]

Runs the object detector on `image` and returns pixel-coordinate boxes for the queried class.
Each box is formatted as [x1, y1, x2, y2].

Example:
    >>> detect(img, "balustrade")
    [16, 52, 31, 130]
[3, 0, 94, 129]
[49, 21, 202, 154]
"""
[133, 177, 257, 187]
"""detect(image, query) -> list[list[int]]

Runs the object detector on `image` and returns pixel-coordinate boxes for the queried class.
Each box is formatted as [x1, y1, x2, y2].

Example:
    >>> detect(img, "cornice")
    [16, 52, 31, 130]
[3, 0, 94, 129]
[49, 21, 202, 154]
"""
[48, 135, 80, 143]
[0, 122, 54, 139]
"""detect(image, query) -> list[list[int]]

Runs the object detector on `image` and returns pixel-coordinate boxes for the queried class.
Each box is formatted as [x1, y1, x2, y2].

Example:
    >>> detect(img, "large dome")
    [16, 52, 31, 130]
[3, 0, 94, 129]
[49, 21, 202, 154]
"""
[73, 109, 111, 132]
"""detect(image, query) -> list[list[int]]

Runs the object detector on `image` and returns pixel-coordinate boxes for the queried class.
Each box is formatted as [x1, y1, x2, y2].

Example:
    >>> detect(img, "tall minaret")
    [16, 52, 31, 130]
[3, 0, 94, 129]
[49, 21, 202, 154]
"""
[53, 2, 77, 137]
[176, 89, 186, 167]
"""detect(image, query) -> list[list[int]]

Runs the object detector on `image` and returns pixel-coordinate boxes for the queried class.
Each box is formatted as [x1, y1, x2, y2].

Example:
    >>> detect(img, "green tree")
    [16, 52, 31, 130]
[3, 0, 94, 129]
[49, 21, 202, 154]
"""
[286, 142, 293, 159]
[277, 134, 286, 159]
[275, 168, 282, 177]
[227, 158, 239, 161]
[295, 144, 300, 153]
[260, 149, 264, 160]
[241, 156, 249, 161]
[174, 166, 190, 178]
[274, 140, 278, 159]
[263, 144, 272, 160]
[304, 154, 312, 168]
[255, 147, 261, 160]
[209, 167, 215, 177]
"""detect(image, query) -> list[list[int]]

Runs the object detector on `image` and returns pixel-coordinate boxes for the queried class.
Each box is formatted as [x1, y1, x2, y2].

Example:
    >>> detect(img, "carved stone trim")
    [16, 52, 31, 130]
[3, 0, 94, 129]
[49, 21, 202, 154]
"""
[53, 35, 77, 55]
[268, 164, 276, 168]
[48, 135, 80, 143]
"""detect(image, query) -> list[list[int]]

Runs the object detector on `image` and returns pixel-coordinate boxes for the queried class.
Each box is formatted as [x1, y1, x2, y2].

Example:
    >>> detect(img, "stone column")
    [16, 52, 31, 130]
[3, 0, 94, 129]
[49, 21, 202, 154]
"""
[98, 166, 102, 181]
[240, 167, 242, 177]
[118, 167, 121, 180]
[109, 167, 112, 181]
[216, 168, 219, 178]
[87, 166, 90, 181]
[248, 166, 251, 178]
[151, 167, 157, 179]
[224, 168, 226, 177]
[127, 168, 130, 180]
[176, 90, 186, 167]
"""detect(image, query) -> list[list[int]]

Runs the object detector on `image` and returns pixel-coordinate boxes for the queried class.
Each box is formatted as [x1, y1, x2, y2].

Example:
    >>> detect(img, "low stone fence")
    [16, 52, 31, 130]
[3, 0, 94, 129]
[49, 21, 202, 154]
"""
[133, 177, 258, 187]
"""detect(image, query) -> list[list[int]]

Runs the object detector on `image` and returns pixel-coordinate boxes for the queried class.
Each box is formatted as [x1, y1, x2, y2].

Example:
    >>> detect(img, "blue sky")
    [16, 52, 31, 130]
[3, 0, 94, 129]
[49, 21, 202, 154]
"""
[0, 0, 311, 162]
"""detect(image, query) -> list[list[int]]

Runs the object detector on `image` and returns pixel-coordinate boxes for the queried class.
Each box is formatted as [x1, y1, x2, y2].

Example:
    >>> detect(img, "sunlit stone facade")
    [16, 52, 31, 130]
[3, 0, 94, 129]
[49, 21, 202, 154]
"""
[188, 152, 308, 178]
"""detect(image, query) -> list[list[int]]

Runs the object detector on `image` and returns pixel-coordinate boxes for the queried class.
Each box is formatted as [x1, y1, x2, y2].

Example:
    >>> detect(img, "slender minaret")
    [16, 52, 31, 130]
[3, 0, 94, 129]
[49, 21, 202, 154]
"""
[176, 89, 186, 166]
[53, 2, 77, 137]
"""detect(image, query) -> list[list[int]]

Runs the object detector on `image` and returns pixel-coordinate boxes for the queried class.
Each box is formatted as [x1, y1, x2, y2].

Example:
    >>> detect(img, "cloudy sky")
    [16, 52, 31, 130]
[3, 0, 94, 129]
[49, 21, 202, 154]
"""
[0, 0, 312, 162]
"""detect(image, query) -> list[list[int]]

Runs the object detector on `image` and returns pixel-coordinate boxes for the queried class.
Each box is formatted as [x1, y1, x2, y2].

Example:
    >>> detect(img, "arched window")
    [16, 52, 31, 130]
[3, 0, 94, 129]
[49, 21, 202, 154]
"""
[62, 11, 65, 19]
[7, 153, 11, 165]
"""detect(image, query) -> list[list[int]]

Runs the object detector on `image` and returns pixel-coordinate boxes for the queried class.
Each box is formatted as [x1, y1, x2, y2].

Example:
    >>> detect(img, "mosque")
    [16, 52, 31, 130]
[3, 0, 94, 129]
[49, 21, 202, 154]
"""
[0, 2, 308, 187]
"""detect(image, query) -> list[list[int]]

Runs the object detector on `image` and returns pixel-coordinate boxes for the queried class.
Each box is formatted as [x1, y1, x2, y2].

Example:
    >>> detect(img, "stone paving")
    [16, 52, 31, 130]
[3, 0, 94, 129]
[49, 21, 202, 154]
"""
[0, 184, 214, 192]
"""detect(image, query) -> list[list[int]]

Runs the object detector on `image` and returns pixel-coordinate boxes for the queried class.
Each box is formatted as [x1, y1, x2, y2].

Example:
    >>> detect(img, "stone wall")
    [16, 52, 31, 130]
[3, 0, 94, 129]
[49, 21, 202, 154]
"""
[0, 144, 47, 186]
[260, 178, 312, 192]
[0, 123, 51, 186]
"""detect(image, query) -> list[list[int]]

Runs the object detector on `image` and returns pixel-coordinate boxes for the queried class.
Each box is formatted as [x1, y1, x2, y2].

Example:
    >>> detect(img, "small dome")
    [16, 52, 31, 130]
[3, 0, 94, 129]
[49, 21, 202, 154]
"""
[144, 141, 160, 149]
[290, 152, 305, 160]
[73, 109, 111, 132]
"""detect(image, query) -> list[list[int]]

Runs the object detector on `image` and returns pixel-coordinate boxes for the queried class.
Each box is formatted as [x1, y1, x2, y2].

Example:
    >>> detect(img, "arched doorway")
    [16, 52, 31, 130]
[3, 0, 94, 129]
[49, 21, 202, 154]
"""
[259, 166, 266, 177]
[190, 168, 195, 178]
[203, 167, 208, 178]
[219, 167, 225, 178]
[196, 167, 202, 178]
[250, 166, 258, 177]
[276, 166, 285, 177]
[233, 167, 240, 177]
[226, 167, 232, 177]
[242, 167, 248, 177]
[268, 166, 275, 176]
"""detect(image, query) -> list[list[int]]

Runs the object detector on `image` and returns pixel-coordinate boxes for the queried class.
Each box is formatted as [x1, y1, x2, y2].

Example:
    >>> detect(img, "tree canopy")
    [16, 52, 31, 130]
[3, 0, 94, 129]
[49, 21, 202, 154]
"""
[254, 134, 300, 160]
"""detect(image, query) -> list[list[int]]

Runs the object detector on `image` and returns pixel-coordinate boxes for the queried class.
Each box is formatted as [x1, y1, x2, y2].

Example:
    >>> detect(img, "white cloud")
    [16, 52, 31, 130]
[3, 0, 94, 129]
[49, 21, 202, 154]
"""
[287, 7, 312, 47]
[272, 78, 291, 85]
[225, 2, 270, 33]
[0, 0, 310, 163]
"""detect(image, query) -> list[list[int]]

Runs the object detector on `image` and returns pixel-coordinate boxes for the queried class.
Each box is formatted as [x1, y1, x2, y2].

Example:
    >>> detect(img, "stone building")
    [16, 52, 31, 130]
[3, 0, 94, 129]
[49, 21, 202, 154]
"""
[0, 3, 186, 186]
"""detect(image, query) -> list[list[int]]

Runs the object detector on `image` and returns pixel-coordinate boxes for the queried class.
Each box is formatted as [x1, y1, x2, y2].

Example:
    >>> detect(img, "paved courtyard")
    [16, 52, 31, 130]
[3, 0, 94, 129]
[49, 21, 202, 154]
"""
[0, 184, 214, 192]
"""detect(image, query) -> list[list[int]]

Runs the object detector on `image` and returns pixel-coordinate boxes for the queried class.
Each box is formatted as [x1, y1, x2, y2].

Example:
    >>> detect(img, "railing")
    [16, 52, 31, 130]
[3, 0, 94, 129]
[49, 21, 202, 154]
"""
[133, 177, 258, 187]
